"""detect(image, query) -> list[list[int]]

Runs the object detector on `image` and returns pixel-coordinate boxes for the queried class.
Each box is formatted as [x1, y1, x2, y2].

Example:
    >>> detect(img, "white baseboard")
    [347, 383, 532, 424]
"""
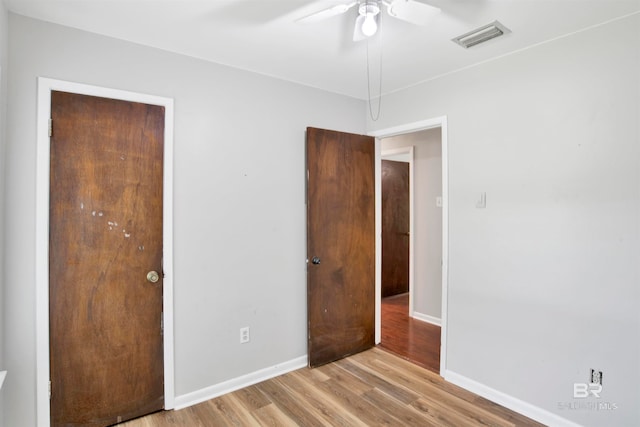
[412, 311, 441, 326]
[444, 370, 582, 427]
[174, 355, 307, 410]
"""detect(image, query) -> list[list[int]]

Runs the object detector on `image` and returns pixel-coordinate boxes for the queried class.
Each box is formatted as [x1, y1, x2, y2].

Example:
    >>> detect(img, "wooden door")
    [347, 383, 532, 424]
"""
[381, 160, 410, 297]
[306, 127, 375, 368]
[49, 91, 165, 426]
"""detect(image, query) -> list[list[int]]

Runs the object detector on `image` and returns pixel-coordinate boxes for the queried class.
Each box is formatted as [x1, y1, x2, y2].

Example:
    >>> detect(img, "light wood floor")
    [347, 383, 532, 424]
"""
[121, 347, 543, 426]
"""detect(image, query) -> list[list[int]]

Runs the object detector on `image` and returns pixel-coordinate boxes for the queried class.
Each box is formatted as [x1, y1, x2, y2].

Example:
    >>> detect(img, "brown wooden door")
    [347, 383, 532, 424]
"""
[381, 160, 410, 297]
[49, 91, 165, 426]
[306, 127, 375, 368]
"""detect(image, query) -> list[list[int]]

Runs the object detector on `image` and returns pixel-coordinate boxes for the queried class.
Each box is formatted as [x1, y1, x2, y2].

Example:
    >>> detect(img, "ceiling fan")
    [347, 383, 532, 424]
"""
[297, 0, 440, 41]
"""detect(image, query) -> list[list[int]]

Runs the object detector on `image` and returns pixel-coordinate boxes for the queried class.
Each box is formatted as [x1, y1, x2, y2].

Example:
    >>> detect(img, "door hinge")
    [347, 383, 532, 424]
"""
[48, 119, 53, 137]
[48, 380, 52, 399]
[161, 312, 164, 336]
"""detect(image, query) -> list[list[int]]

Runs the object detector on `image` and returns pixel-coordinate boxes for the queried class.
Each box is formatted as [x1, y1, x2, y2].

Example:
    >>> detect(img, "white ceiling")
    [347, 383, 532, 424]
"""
[6, 0, 640, 99]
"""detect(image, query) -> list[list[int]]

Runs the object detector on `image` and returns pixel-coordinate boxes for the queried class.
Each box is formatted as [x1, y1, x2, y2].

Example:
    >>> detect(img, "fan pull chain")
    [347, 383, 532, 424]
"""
[366, 24, 383, 122]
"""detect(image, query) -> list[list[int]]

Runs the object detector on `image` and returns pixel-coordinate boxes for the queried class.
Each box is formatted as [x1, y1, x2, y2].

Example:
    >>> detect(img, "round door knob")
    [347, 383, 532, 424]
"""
[146, 271, 160, 283]
[311, 257, 321, 265]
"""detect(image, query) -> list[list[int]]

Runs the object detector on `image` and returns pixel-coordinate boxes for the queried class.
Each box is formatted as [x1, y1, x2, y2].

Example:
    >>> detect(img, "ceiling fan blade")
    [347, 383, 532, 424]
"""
[297, 2, 358, 23]
[386, 0, 440, 26]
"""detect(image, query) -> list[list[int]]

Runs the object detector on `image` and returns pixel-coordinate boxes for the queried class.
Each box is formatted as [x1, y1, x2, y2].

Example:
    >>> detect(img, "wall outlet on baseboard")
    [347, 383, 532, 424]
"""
[240, 327, 250, 344]
[590, 369, 602, 385]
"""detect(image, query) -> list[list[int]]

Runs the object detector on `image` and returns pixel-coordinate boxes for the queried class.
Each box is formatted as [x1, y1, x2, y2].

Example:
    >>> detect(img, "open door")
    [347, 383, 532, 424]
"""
[306, 127, 375, 367]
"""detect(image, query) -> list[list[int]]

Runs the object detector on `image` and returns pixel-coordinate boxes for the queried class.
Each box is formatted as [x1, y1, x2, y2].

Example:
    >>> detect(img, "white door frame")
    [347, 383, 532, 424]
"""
[35, 77, 175, 426]
[370, 116, 449, 375]
[380, 147, 415, 316]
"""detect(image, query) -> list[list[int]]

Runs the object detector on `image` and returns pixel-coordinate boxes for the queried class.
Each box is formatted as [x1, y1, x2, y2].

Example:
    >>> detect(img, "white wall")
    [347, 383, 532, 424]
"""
[382, 129, 443, 321]
[0, 1, 8, 425]
[369, 13, 640, 427]
[4, 13, 365, 426]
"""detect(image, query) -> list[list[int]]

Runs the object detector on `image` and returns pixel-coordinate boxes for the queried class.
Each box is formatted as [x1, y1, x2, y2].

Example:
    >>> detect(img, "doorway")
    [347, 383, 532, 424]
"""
[372, 117, 448, 375]
[35, 78, 176, 426]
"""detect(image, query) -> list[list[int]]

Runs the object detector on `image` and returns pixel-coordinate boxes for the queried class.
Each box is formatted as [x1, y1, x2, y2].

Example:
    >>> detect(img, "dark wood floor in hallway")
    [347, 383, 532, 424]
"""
[379, 292, 441, 373]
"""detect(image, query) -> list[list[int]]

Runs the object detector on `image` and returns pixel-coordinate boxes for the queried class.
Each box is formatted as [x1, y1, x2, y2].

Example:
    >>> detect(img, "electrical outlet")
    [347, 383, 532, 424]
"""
[240, 327, 250, 344]
[591, 369, 603, 385]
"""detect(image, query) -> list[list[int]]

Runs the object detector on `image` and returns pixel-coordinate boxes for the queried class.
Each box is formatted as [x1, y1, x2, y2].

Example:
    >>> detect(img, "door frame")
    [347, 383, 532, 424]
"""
[370, 116, 448, 375]
[35, 77, 175, 426]
[380, 147, 415, 313]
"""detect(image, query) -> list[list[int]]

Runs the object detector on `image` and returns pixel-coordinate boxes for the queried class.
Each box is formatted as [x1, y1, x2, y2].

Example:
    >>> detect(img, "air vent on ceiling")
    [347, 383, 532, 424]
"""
[452, 21, 511, 49]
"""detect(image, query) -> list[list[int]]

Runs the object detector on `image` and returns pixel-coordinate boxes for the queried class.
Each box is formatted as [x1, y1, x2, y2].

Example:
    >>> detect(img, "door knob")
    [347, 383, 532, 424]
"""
[146, 271, 160, 283]
[311, 256, 321, 265]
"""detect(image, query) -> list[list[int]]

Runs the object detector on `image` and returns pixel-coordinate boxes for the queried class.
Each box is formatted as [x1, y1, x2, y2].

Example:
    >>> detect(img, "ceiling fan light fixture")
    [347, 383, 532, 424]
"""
[359, 1, 381, 37]
[361, 14, 378, 36]
[358, 1, 381, 17]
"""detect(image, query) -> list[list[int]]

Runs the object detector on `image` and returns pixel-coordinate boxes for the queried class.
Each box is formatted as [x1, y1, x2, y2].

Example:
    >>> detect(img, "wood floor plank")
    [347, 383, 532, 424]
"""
[315, 378, 405, 426]
[250, 403, 299, 427]
[316, 362, 374, 396]
[411, 396, 488, 427]
[233, 384, 272, 412]
[346, 353, 482, 427]
[361, 388, 438, 427]
[372, 346, 544, 426]
[188, 401, 230, 426]
[287, 370, 369, 427]
[352, 349, 519, 427]
[347, 353, 475, 426]
[120, 407, 205, 427]
[470, 396, 546, 427]
[254, 377, 326, 427]
[335, 358, 419, 405]
[121, 347, 543, 427]
[358, 347, 482, 403]
[216, 393, 262, 426]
